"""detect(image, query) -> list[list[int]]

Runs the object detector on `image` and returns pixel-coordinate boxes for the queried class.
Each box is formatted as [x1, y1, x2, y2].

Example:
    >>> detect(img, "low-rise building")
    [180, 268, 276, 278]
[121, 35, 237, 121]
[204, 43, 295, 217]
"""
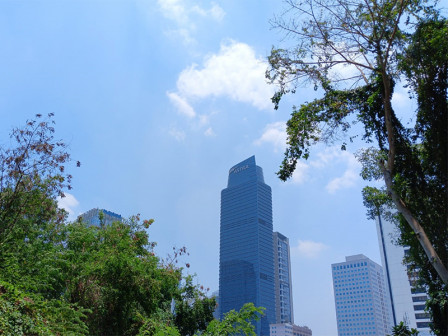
[270, 323, 312, 336]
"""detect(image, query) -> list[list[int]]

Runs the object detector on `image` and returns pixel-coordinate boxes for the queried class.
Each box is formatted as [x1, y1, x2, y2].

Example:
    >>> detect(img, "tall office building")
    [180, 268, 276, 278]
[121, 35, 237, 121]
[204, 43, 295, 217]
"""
[332, 254, 393, 336]
[376, 214, 431, 335]
[80, 208, 122, 227]
[219, 156, 275, 336]
[273, 232, 294, 324]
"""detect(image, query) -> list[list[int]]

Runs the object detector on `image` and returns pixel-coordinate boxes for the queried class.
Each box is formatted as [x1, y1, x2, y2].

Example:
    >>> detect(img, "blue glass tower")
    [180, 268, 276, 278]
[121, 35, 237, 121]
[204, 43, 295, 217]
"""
[219, 156, 275, 336]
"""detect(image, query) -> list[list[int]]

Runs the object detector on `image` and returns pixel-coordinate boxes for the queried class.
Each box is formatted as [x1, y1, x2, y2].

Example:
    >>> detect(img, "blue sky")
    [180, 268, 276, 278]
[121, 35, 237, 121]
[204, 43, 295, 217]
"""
[1, 1, 446, 335]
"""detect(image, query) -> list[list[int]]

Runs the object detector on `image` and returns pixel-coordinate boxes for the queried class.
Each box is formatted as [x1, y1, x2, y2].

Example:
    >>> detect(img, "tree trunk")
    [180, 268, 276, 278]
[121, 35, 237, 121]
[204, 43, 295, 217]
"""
[382, 164, 448, 285]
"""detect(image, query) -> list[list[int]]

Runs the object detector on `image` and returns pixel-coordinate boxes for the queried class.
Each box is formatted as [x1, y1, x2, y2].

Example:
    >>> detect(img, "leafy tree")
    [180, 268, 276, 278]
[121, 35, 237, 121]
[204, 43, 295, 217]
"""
[388, 321, 419, 336]
[173, 275, 216, 336]
[62, 217, 180, 335]
[202, 303, 264, 336]
[0, 116, 218, 336]
[0, 113, 74, 248]
[267, 1, 447, 333]
[0, 115, 87, 334]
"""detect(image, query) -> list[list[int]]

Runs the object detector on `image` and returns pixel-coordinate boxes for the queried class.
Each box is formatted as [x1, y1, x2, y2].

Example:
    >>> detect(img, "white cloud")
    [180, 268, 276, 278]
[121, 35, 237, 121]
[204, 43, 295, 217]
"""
[167, 92, 196, 118]
[292, 240, 328, 259]
[320, 149, 360, 194]
[174, 40, 274, 110]
[326, 169, 358, 193]
[57, 192, 79, 221]
[254, 121, 286, 152]
[157, 0, 225, 45]
[392, 90, 411, 110]
[165, 28, 196, 47]
[283, 146, 360, 193]
[168, 41, 274, 135]
[169, 127, 186, 141]
[204, 127, 215, 136]
[208, 3, 225, 21]
[158, 0, 190, 26]
[291, 161, 310, 185]
[192, 3, 225, 21]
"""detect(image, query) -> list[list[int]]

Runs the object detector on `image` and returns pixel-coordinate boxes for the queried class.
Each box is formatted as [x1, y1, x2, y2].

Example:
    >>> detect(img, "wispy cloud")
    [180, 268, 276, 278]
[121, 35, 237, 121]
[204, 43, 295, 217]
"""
[273, 146, 361, 193]
[204, 127, 215, 137]
[291, 161, 310, 185]
[318, 149, 360, 194]
[326, 167, 358, 194]
[254, 121, 286, 152]
[292, 240, 329, 259]
[157, 0, 225, 45]
[167, 92, 196, 118]
[57, 192, 79, 221]
[169, 127, 186, 141]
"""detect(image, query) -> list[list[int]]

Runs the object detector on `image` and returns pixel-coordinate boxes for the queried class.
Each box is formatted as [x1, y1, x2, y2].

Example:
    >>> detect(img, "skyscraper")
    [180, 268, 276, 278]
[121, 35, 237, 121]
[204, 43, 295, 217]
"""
[376, 214, 431, 335]
[332, 254, 393, 336]
[80, 208, 122, 227]
[219, 156, 275, 336]
[273, 231, 294, 324]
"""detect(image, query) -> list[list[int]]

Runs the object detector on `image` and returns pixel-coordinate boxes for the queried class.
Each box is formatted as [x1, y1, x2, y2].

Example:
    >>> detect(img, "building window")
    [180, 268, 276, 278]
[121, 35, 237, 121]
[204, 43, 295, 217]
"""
[416, 322, 430, 328]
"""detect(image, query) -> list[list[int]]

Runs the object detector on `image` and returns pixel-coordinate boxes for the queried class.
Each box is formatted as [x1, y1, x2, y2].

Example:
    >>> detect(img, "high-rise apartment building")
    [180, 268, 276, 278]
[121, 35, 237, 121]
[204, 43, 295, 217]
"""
[273, 232, 294, 324]
[219, 156, 275, 336]
[332, 254, 393, 336]
[376, 214, 431, 335]
[80, 208, 122, 227]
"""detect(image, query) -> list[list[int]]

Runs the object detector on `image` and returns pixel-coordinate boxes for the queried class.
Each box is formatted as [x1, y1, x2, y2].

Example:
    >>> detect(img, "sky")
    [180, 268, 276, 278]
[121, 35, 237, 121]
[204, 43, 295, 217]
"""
[0, 1, 446, 335]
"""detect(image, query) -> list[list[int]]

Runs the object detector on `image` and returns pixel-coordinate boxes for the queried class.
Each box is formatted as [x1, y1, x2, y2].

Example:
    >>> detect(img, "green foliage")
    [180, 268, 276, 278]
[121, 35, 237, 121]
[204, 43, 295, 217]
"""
[388, 321, 419, 336]
[278, 78, 388, 181]
[173, 275, 216, 335]
[62, 219, 180, 335]
[0, 113, 73, 249]
[0, 115, 218, 336]
[0, 280, 89, 336]
[269, 0, 448, 333]
[202, 303, 264, 336]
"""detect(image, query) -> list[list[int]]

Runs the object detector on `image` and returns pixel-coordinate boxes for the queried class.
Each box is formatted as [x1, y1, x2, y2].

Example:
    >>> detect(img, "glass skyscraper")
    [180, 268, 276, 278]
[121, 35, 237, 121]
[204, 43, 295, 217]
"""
[273, 231, 294, 324]
[80, 208, 122, 227]
[219, 156, 275, 336]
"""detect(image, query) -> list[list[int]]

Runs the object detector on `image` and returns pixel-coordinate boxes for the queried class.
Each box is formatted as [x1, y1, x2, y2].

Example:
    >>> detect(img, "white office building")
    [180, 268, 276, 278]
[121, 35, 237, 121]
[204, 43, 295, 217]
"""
[332, 254, 393, 336]
[376, 214, 431, 335]
[270, 323, 312, 336]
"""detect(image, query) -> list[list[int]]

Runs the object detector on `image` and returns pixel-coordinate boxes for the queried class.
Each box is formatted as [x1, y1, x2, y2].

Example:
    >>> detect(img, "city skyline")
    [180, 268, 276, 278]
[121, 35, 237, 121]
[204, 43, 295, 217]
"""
[0, 1, 435, 334]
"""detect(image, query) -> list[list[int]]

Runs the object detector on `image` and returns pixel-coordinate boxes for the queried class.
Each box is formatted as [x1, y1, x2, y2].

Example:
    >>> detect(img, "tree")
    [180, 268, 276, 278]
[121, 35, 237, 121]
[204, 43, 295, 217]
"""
[0, 115, 88, 335]
[202, 303, 264, 336]
[173, 275, 216, 336]
[388, 322, 419, 336]
[0, 114, 74, 248]
[267, 0, 447, 333]
[0, 116, 219, 336]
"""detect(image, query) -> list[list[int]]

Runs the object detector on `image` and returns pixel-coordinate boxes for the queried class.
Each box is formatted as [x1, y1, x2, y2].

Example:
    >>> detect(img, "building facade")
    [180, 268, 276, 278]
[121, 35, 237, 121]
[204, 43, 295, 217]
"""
[270, 323, 312, 336]
[332, 254, 393, 336]
[273, 232, 294, 324]
[376, 214, 431, 335]
[80, 208, 122, 227]
[219, 156, 275, 336]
